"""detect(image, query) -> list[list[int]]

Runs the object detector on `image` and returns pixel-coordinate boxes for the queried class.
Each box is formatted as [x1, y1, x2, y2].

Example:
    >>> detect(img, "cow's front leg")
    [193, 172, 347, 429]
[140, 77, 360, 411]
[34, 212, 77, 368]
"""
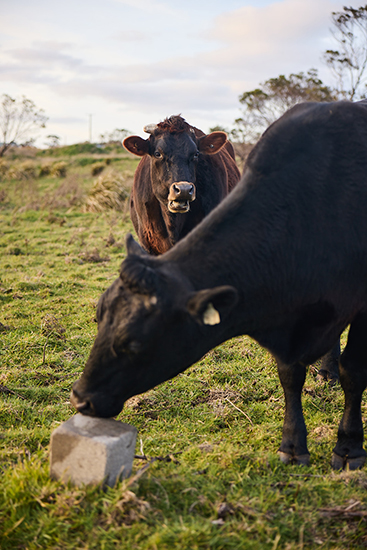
[276, 359, 309, 465]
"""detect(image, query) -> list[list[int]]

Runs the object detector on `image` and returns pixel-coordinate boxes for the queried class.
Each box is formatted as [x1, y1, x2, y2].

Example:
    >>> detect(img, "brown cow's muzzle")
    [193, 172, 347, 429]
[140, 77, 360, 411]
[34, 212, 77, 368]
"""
[168, 181, 196, 213]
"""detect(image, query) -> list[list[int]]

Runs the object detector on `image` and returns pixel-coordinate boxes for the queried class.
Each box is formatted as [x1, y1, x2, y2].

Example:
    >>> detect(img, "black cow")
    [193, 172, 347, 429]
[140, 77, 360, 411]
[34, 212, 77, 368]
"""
[72, 100, 367, 470]
[123, 115, 241, 255]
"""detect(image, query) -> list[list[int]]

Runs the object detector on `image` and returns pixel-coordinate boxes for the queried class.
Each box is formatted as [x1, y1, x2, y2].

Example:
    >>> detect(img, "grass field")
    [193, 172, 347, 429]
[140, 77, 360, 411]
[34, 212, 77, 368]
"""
[1, 147, 367, 549]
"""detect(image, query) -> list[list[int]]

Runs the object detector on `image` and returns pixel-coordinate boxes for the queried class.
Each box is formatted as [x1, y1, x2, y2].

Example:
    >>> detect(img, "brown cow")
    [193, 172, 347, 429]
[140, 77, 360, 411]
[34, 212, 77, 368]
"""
[123, 115, 241, 255]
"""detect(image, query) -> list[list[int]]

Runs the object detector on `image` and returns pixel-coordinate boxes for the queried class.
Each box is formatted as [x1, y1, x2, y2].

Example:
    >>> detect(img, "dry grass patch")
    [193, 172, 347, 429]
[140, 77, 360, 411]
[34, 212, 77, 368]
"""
[6, 160, 38, 180]
[83, 169, 130, 212]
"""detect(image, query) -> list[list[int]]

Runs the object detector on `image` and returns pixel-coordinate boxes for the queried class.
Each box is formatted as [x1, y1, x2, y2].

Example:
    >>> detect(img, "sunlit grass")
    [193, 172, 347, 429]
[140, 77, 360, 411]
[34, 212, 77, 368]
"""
[0, 157, 366, 549]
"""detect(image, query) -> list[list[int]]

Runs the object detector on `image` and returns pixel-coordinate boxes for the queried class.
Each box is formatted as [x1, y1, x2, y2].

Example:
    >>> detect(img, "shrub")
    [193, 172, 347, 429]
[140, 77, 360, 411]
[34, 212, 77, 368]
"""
[7, 160, 38, 180]
[75, 157, 96, 167]
[83, 169, 129, 212]
[91, 162, 106, 176]
[50, 161, 67, 178]
[39, 162, 53, 177]
[37, 142, 104, 156]
[0, 159, 9, 178]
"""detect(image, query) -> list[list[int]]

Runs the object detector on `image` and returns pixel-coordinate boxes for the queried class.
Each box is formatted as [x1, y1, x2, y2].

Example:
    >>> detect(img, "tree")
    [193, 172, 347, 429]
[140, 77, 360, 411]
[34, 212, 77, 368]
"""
[0, 94, 48, 156]
[208, 125, 230, 133]
[99, 128, 130, 145]
[231, 69, 337, 164]
[323, 5, 367, 100]
[209, 123, 255, 168]
[45, 134, 61, 148]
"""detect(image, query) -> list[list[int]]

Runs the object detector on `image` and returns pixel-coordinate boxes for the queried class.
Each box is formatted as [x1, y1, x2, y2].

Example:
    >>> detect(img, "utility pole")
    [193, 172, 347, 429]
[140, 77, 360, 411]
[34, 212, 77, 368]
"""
[88, 114, 93, 143]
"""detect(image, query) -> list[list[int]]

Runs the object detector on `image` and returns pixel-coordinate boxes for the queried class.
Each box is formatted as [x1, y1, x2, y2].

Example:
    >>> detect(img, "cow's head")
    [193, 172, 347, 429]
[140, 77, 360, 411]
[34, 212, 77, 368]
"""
[71, 234, 238, 418]
[123, 116, 227, 214]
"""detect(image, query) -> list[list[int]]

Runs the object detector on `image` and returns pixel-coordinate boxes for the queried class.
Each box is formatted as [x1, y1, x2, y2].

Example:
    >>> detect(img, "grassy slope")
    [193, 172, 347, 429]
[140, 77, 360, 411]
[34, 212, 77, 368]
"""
[0, 150, 367, 549]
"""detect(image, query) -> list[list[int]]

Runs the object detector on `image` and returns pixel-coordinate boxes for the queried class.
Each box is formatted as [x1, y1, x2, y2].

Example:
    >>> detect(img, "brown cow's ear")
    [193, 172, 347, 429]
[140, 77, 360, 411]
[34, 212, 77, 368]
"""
[198, 132, 227, 155]
[123, 135, 150, 156]
[187, 285, 238, 325]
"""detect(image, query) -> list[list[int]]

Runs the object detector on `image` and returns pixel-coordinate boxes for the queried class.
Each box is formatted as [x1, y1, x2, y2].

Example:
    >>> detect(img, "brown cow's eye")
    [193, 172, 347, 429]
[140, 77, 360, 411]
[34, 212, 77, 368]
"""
[154, 151, 162, 159]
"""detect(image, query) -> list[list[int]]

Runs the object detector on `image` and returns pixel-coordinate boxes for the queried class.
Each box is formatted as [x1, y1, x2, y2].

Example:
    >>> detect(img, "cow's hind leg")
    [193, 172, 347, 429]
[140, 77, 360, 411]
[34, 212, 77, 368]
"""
[317, 340, 340, 385]
[332, 314, 367, 470]
[276, 360, 309, 465]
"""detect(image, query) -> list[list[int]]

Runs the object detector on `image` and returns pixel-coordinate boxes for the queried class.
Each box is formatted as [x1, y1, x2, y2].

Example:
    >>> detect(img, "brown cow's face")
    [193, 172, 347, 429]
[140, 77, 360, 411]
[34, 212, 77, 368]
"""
[151, 132, 199, 213]
[70, 235, 237, 418]
[123, 130, 227, 214]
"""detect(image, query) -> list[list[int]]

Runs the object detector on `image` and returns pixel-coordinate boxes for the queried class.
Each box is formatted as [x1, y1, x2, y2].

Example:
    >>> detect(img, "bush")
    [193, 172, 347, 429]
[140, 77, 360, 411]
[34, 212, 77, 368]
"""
[91, 162, 106, 176]
[7, 160, 38, 180]
[75, 157, 101, 167]
[0, 159, 9, 180]
[37, 142, 104, 156]
[50, 161, 67, 178]
[39, 162, 53, 177]
[83, 169, 129, 212]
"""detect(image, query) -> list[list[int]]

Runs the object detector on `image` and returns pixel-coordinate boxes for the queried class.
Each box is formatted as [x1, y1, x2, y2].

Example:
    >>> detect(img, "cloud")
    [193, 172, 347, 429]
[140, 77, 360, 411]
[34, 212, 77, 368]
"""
[112, 0, 178, 16]
[32, 41, 75, 51]
[0, 0, 343, 140]
[0, 43, 109, 86]
[50, 116, 86, 124]
[113, 30, 149, 42]
[207, 0, 333, 48]
[7, 47, 84, 70]
[51, 74, 233, 114]
[164, 0, 337, 94]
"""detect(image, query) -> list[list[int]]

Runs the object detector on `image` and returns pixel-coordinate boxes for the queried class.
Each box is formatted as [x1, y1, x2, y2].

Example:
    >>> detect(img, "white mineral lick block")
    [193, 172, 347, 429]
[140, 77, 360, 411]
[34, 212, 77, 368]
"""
[50, 414, 137, 487]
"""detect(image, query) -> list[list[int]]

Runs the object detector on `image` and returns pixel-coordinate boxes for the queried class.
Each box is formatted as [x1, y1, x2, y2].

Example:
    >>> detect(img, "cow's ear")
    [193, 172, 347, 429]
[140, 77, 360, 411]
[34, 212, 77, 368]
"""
[198, 132, 227, 155]
[187, 285, 238, 325]
[125, 233, 148, 257]
[123, 136, 150, 156]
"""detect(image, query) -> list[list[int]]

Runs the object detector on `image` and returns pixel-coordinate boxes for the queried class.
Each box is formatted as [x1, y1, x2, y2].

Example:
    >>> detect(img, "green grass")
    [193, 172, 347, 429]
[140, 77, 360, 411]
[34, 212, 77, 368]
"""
[0, 153, 367, 549]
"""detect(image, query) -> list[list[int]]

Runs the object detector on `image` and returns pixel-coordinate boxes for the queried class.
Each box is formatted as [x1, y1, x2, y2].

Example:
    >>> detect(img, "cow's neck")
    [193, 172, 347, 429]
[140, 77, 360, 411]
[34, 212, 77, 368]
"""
[162, 168, 295, 337]
[160, 202, 204, 248]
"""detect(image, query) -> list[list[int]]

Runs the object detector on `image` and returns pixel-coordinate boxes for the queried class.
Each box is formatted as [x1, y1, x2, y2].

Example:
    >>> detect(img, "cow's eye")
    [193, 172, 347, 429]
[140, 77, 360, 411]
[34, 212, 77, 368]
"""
[193, 151, 200, 160]
[128, 340, 142, 354]
[154, 151, 163, 159]
[116, 339, 142, 355]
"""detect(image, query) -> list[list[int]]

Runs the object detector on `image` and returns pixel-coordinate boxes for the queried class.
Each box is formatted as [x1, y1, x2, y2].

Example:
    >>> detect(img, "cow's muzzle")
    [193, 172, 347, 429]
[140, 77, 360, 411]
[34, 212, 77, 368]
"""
[168, 182, 196, 213]
[70, 380, 125, 418]
[70, 386, 96, 416]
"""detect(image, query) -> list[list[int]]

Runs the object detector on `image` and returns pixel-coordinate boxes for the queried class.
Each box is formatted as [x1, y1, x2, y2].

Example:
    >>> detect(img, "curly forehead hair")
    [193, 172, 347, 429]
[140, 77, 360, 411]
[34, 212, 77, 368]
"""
[156, 115, 193, 135]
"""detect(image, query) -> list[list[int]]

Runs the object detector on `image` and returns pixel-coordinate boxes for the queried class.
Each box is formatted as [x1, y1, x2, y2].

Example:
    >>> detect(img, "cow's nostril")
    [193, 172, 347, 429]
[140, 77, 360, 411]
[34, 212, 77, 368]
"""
[173, 184, 181, 196]
[71, 387, 95, 416]
[75, 398, 95, 416]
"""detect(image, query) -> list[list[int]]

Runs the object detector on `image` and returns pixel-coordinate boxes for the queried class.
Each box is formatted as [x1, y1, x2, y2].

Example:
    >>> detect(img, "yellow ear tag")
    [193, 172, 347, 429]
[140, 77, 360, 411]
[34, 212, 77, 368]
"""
[203, 303, 220, 325]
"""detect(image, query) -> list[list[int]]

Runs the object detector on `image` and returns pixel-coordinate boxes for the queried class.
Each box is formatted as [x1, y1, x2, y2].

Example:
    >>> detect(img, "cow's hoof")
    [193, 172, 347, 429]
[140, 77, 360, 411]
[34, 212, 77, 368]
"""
[331, 452, 344, 470]
[279, 452, 310, 466]
[316, 370, 339, 386]
[347, 456, 366, 470]
[331, 453, 366, 470]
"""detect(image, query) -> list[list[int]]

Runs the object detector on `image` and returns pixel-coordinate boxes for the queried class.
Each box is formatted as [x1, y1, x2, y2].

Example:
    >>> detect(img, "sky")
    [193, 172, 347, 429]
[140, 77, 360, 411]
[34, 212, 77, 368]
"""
[0, 0, 352, 146]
